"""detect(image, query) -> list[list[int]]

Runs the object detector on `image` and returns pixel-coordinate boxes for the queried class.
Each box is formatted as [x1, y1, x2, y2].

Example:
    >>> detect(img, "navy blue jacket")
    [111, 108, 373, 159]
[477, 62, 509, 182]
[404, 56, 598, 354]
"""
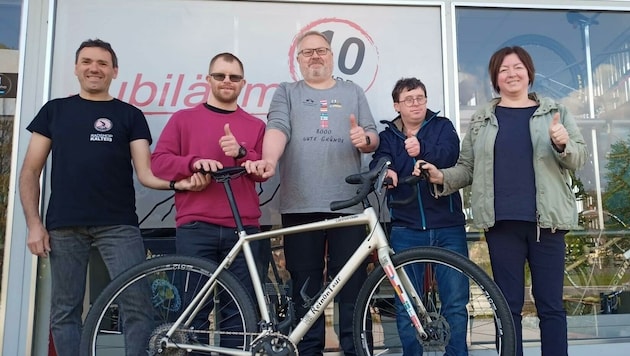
[370, 109, 465, 230]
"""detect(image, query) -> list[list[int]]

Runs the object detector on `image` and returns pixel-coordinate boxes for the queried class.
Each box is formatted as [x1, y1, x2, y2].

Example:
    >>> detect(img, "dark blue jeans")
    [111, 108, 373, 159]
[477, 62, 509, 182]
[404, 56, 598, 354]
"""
[389, 225, 469, 356]
[485, 220, 568, 356]
[49, 225, 153, 356]
[176, 221, 270, 352]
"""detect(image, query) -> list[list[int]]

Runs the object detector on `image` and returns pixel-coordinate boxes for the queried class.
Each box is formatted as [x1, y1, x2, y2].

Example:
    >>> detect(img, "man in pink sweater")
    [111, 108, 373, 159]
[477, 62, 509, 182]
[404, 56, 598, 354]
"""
[151, 52, 267, 353]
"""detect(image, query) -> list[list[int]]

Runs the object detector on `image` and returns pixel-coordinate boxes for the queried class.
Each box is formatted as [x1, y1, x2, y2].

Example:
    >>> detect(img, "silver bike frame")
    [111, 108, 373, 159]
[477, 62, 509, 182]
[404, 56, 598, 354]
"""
[162, 206, 428, 355]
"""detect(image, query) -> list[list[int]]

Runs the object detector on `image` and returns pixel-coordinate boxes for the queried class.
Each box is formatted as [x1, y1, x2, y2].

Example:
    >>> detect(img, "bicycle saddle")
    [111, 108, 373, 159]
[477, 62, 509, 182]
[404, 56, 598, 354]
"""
[200, 166, 247, 182]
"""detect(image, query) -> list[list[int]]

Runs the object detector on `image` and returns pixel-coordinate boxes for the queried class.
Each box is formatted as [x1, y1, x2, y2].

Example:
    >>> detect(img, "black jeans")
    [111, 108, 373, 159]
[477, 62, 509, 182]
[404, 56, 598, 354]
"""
[486, 220, 568, 356]
[282, 213, 368, 356]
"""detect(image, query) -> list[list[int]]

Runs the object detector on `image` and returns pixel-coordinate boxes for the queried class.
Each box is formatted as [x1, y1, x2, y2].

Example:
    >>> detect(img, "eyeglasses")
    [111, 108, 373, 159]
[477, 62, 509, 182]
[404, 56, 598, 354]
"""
[397, 96, 427, 106]
[209, 73, 244, 82]
[298, 47, 331, 57]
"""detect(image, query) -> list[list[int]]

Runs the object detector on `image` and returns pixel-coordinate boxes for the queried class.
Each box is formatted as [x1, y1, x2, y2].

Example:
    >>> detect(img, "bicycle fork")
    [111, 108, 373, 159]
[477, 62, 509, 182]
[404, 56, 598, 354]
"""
[377, 246, 431, 341]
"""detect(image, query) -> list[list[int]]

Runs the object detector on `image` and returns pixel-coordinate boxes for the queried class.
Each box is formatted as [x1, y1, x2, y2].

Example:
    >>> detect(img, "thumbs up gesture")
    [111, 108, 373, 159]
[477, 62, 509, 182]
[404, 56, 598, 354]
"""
[404, 131, 420, 157]
[349, 114, 368, 149]
[549, 112, 568, 151]
[219, 123, 241, 157]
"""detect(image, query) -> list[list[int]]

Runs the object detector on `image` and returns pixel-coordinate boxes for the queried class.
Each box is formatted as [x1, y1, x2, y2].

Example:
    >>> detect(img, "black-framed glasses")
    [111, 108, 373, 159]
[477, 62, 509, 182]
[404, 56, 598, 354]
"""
[209, 73, 244, 82]
[298, 47, 331, 57]
[397, 96, 427, 106]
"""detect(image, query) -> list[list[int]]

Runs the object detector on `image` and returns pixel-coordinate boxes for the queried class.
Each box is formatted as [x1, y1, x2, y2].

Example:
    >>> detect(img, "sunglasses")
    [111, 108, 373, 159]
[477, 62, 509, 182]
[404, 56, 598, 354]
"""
[209, 73, 244, 82]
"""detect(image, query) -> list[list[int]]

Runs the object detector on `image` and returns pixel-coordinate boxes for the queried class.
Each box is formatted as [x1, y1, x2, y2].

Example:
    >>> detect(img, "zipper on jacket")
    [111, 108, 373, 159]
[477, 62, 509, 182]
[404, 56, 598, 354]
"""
[412, 158, 428, 230]
[416, 181, 427, 229]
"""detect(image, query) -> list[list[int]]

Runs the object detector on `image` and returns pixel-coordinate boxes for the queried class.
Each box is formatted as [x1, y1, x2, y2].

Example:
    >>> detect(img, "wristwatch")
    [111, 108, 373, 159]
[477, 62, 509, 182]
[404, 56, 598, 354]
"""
[236, 146, 247, 159]
[169, 180, 182, 192]
[365, 135, 371, 146]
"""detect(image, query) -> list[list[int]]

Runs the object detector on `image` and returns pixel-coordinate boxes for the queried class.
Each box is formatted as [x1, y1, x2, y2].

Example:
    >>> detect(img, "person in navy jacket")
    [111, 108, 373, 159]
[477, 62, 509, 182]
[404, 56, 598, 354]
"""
[370, 77, 469, 356]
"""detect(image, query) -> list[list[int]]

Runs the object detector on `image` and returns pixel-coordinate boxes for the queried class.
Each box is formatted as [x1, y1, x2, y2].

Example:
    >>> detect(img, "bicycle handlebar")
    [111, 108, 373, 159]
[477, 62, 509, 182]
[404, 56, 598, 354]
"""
[388, 175, 422, 208]
[198, 166, 248, 182]
[206, 162, 422, 212]
[330, 158, 390, 211]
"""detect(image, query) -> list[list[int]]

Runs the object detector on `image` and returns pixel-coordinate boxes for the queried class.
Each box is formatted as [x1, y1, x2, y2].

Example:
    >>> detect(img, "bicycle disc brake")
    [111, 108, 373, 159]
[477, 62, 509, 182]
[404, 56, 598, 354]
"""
[420, 312, 450, 350]
[148, 322, 190, 356]
[250, 333, 298, 356]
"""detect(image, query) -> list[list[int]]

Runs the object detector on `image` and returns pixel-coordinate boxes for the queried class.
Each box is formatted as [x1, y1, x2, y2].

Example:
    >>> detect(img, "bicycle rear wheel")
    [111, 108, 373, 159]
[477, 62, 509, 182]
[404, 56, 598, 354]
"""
[353, 246, 516, 356]
[80, 255, 258, 356]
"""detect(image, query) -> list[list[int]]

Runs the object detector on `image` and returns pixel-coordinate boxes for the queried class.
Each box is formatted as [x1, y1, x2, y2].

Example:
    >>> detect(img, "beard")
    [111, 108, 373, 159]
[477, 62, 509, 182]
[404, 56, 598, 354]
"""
[302, 62, 331, 81]
[212, 87, 240, 104]
[309, 67, 326, 78]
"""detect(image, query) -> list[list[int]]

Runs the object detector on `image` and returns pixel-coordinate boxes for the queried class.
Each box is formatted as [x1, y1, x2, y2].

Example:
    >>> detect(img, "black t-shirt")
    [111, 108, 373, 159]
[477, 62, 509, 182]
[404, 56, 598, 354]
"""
[493, 105, 538, 223]
[27, 95, 152, 229]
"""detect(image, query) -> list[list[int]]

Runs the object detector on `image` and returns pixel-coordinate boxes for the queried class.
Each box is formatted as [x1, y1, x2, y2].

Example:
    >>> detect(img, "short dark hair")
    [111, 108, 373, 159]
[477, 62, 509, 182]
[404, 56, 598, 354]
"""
[391, 77, 427, 102]
[208, 52, 244, 75]
[75, 39, 118, 68]
[488, 46, 535, 94]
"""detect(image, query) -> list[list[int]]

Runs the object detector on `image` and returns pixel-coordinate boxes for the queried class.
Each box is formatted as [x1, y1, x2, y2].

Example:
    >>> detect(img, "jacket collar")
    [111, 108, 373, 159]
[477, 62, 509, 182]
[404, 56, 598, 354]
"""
[472, 92, 559, 124]
[380, 109, 440, 138]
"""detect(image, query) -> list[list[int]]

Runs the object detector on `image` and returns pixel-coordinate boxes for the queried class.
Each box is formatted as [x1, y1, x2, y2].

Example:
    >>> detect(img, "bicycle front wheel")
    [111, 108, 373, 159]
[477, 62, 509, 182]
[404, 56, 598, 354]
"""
[354, 246, 516, 356]
[80, 255, 258, 356]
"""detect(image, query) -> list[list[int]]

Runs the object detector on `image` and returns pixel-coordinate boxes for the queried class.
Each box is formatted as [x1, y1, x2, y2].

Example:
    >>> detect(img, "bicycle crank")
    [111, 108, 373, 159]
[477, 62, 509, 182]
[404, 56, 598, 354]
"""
[251, 333, 298, 356]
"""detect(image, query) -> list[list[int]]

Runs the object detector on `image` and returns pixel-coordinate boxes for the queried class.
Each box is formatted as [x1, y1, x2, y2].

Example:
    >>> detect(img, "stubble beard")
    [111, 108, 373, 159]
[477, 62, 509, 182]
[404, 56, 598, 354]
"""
[213, 87, 240, 105]
[304, 65, 330, 82]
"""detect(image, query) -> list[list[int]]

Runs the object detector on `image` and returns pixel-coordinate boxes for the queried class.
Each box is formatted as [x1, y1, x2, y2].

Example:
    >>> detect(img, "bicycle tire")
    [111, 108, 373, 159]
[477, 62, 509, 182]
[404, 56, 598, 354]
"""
[353, 246, 516, 356]
[80, 254, 258, 356]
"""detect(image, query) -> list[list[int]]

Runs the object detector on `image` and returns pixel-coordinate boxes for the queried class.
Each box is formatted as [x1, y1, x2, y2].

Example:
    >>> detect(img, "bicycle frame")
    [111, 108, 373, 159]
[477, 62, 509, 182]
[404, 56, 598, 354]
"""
[161, 199, 428, 355]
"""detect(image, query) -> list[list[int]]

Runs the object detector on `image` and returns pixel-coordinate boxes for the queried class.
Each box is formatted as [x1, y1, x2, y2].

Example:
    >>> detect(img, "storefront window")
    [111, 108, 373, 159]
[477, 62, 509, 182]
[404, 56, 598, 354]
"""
[457, 7, 630, 341]
[0, 0, 22, 293]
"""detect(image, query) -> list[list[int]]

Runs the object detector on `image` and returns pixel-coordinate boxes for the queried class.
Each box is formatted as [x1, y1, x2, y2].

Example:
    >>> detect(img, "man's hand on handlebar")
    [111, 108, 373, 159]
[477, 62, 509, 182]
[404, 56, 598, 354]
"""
[193, 159, 224, 173]
[243, 159, 276, 179]
[413, 160, 444, 184]
[176, 172, 210, 191]
[384, 169, 398, 188]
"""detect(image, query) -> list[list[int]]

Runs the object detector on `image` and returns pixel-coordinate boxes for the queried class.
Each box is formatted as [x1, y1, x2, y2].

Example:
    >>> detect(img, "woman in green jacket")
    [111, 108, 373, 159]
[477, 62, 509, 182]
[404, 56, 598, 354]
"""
[416, 46, 587, 356]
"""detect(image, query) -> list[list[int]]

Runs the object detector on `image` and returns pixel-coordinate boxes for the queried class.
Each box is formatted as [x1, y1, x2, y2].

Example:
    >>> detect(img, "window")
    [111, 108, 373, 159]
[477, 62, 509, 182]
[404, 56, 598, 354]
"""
[457, 7, 630, 341]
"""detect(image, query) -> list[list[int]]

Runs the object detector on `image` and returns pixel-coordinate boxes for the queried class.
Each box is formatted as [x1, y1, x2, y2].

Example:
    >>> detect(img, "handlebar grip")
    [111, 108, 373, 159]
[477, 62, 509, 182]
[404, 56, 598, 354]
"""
[400, 175, 422, 186]
[330, 182, 372, 211]
[345, 174, 363, 185]
[330, 197, 361, 211]
[388, 175, 422, 208]
[329, 157, 391, 210]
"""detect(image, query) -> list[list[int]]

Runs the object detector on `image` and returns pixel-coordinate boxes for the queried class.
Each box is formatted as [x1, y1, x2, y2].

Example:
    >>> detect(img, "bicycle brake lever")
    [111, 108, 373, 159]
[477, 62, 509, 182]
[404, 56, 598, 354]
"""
[374, 159, 391, 194]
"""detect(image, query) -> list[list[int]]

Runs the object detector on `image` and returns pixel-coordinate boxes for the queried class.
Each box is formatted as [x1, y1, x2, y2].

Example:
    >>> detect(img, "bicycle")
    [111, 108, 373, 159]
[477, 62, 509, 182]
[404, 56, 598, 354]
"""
[80, 158, 516, 355]
[562, 209, 630, 316]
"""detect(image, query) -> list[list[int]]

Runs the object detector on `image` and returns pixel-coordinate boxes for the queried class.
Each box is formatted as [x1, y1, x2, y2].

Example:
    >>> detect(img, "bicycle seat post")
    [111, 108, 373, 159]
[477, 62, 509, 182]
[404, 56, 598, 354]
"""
[210, 167, 249, 232]
[220, 179, 246, 232]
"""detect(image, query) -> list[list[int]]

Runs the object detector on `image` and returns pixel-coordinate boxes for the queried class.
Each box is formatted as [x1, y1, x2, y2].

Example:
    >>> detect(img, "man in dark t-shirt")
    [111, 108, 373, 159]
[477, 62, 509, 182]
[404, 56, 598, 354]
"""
[19, 39, 205, 356]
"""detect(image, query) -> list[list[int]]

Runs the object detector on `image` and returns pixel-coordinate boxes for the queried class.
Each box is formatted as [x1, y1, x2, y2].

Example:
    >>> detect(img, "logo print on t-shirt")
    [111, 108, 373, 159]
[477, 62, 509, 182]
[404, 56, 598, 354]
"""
[320, 100, 328, 129]
[94, 118, 113, 132]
